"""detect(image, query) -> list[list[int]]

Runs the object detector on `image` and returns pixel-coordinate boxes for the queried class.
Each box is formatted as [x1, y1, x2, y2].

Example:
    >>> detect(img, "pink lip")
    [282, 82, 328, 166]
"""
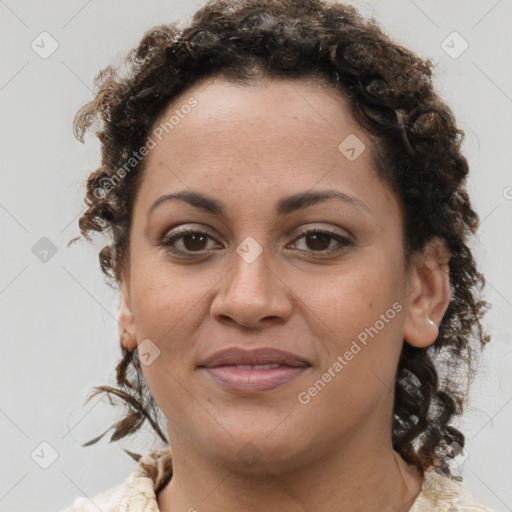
[198, 347, 311, 393]
[203, 366, 309, 393]
[199, 347, 310, 368]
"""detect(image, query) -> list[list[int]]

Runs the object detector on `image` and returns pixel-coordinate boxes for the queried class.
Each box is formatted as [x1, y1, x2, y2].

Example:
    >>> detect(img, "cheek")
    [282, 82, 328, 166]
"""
[131, 267, 204, 420]
[299, 256, 406, 384]
[130, 257, 206, 339]
[129, 261, 219, 401]
[303, 257, 403, 332]
[297, 278, 405, 431]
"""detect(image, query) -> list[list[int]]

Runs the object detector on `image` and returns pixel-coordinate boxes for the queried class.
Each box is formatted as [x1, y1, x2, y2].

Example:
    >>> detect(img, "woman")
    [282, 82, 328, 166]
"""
[64, 0, 495, 510]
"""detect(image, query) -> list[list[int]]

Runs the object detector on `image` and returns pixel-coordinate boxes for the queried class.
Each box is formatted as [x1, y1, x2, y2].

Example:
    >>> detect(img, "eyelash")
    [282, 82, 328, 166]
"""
[159, 227, 353, 258]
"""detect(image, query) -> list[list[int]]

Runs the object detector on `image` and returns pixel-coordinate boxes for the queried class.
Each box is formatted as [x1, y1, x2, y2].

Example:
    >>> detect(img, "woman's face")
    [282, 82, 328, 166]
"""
[120, 76, 438, 471]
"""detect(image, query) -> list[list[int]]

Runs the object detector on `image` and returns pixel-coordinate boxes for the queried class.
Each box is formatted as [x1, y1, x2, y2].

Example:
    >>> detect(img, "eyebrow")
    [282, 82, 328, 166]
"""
[147, 189, 371, 218]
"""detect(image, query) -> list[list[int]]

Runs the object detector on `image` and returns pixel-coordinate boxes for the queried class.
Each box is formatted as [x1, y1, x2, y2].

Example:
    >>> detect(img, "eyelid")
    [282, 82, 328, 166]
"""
[161, 223, 352, 243]
[291, 223, 352, 239]
[288, 226, 353, 254]
[160, 222, 354, 258]
[161, 224, 221, 246]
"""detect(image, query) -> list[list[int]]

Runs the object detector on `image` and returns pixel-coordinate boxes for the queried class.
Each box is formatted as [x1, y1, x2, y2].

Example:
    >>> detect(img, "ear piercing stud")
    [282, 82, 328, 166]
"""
[427, 317, 437, 327]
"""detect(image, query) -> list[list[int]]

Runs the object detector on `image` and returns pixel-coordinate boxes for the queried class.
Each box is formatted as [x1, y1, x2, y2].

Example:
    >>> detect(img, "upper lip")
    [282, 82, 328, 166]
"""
[198, 347, 311, 368]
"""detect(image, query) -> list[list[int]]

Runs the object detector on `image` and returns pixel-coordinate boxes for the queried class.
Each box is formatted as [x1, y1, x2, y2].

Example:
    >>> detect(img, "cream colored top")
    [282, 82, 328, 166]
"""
[58, 447, 496, 512]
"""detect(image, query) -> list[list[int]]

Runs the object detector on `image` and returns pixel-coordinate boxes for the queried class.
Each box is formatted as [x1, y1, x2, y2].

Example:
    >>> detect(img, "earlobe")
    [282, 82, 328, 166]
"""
[402, 237, 452, 348]
[118, 280, 138, 351]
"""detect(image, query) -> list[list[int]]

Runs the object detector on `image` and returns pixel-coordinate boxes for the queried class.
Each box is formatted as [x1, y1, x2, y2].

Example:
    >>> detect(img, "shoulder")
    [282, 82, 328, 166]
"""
[410, 468, 497, 512]
[55, 479, 129, 512]
[55, 447, 173, 512]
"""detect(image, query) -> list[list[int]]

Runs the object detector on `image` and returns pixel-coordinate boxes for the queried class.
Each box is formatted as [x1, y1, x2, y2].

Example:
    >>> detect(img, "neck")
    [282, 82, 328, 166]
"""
[157, 429, 424, 512]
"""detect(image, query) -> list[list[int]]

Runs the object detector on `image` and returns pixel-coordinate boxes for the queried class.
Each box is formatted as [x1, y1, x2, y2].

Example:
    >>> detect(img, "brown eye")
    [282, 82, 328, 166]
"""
[160, 229, 217, 256]
[181, 232, 208, 251]
[290, 228, 353, 255]
[304, 232, 332, 251]
[160, 226, 353, 259]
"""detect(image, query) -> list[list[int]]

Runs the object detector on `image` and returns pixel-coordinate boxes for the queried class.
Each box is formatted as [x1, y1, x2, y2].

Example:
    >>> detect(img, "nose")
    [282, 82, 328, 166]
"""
[210, 249, 293, 328]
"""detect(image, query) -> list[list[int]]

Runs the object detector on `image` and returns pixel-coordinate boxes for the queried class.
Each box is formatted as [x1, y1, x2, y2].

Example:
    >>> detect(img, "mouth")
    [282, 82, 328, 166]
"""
[198, 347, 311, 393]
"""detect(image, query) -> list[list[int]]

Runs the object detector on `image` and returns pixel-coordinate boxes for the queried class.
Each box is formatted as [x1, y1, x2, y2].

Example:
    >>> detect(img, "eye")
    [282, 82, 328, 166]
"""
[160, 226, 353, 258]
[289, 228, 353, 256]
[160, 229, 219, 257]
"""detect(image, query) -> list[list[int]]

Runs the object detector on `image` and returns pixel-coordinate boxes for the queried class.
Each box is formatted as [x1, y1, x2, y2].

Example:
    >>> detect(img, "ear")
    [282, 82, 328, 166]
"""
[402, 237, 452, 348]
[118, 279, 138, 351]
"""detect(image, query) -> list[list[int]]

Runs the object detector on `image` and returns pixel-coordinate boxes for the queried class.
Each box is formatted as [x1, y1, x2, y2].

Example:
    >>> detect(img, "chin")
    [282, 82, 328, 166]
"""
[193, 419, 318, 475]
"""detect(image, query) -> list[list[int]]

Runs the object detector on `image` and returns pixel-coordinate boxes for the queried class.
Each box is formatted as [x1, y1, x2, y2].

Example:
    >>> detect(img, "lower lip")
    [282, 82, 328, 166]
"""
[201, 365, 309, 393]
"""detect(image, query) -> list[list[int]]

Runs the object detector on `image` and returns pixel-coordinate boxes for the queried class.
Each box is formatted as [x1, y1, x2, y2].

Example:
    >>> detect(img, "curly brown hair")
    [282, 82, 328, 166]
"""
[68, 0, 490, 477]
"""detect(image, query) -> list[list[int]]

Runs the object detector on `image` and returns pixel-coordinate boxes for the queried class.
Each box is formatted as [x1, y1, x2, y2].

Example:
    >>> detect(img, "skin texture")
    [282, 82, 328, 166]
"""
[118, 76, 452, 512]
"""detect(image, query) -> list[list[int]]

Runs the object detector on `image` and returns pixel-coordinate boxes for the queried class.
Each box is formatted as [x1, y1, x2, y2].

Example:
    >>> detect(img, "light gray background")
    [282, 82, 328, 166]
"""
[1, 0, 511, 511]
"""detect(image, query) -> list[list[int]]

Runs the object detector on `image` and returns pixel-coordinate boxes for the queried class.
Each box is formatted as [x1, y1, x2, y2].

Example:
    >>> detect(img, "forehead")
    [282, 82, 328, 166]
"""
[157, 75, 356, 140]
[134, 75, 398, 225]
[141, 76, 375, 180]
